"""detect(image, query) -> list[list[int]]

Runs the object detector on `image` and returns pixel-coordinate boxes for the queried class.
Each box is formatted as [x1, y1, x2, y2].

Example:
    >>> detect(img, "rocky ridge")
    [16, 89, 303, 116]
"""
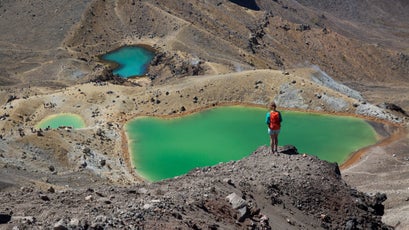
[0, 146, 393, 229]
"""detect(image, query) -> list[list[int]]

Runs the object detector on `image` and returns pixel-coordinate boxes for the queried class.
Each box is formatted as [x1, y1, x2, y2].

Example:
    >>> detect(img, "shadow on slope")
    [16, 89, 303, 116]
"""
[229, 0, 260, 11]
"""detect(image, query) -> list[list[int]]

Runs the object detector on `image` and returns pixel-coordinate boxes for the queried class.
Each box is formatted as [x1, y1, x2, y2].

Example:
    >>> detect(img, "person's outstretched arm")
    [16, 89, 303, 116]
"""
[265, 112, 270, 126]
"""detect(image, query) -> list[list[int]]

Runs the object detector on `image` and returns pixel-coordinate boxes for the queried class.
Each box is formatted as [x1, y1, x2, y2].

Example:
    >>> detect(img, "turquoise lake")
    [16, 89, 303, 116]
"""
[126, 106, 378, 181]
[36, 113, 86, 129]
[101, 45, 155, 78]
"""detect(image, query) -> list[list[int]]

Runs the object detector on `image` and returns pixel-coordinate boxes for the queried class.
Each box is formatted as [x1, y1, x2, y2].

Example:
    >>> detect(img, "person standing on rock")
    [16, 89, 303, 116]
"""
[266, 102, 282, 153]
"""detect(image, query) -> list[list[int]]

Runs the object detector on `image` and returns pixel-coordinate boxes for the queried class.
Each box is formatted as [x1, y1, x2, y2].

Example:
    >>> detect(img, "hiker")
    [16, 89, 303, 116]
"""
[266, 102, 282, 153]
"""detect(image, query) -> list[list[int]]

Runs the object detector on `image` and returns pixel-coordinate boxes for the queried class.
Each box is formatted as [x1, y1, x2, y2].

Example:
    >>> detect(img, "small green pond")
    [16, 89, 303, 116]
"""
[101, 45, 155, 78]
[36, 113, 86, 129]
[126, 106, 378, 181]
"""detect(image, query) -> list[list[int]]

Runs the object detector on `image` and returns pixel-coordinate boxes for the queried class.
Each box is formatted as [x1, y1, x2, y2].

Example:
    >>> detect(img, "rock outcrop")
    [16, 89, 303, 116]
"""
[0, 146, 392, 229]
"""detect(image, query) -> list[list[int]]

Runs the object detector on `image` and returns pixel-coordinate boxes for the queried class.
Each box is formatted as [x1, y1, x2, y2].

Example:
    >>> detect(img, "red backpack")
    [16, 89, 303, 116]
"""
[269, 111, 281, 130]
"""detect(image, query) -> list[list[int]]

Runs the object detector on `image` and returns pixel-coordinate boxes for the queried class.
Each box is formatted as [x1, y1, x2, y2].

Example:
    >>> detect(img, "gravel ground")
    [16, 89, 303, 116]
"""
[0, 146, 392, 229]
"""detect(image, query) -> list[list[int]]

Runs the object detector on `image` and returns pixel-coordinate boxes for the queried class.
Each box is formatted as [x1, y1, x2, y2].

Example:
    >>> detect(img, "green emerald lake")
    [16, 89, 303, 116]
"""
[36, 113, 86, 129]
[101, 46, 155, 78]
[126, 106, 378, 181]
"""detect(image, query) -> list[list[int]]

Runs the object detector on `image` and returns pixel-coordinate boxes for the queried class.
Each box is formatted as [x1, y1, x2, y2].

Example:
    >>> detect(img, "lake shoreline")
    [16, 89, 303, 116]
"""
[36, 113, 86, 129]
[99, 44, 156, 78]
[340, 122, 406, 170]
[340, 112, 406, 170]
[122, 103, 393, 181]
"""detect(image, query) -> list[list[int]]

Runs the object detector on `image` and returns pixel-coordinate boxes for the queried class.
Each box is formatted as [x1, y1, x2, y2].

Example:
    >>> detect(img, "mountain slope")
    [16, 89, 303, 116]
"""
[63, 0, 409, 108]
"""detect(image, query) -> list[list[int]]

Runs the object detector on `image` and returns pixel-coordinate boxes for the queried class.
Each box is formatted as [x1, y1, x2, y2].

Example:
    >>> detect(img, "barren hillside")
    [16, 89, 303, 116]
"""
[0, 0, 409, 229]
[1, 0, 408, 109]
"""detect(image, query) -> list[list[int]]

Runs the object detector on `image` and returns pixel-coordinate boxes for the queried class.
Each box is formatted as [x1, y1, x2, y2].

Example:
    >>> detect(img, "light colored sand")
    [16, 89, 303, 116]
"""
[342, 129, 409, 229]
